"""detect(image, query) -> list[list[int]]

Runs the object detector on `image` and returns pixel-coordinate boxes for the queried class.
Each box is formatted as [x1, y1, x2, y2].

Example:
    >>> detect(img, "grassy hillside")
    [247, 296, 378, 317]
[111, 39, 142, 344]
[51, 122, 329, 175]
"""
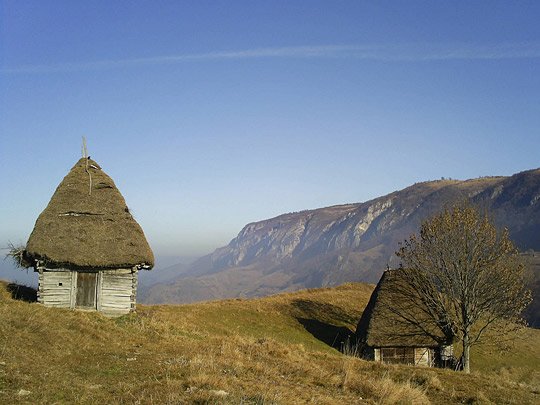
[1, 281, 539, 404]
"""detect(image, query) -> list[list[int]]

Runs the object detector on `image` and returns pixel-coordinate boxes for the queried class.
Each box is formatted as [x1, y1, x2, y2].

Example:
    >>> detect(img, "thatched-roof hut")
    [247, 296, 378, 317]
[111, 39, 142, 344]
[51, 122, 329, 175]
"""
[355, 270, 453, 367]
[23, 157, 154, 315]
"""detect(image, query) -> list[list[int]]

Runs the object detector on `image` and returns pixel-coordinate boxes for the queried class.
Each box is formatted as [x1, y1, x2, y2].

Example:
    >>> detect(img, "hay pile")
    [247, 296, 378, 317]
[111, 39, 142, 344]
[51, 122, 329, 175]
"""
[25, 158, 154, 269]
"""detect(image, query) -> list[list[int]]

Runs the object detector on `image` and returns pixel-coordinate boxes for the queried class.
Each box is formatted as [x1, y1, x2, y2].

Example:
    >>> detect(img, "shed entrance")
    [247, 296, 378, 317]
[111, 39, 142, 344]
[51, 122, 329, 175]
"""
[76, 272, 98, 309]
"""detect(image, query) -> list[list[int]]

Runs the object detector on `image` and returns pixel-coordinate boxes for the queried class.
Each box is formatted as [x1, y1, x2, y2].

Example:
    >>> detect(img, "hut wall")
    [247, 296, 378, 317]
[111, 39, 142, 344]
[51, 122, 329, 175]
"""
[37, 267, 138, 316]
[374, 346, 433, 367]
[99, 268, 137, 316]
[38, 268, 75, 308]
[414, 347, 433, 366]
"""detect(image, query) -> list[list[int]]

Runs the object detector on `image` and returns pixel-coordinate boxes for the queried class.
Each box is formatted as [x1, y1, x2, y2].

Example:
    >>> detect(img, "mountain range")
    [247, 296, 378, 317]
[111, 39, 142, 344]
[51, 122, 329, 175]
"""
[141, 168, 540, 306]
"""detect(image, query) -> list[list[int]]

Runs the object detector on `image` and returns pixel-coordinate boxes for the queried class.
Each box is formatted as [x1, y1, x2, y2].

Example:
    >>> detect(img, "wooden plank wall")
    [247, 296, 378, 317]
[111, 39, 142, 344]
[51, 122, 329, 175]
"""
[414, 347, 432, 366]
[38, 267, 138, 316]
[99, 268, 137, 316]
[38, 269, 73, 307]
[373, 347, 433, 367]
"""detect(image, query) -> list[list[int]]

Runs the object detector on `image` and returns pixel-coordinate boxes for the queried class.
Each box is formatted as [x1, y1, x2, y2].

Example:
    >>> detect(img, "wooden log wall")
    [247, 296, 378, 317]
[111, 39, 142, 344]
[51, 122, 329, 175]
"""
[38, 268, 74, 308]
[98, 268, 137, 316]
[414, 347, 433, 366]
[373, 346, 433, 367]
[37, 267, 138, 316]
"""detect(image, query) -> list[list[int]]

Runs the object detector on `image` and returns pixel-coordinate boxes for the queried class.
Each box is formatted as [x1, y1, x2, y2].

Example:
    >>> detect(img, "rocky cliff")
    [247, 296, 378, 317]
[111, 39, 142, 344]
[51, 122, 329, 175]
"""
[142, 168, 540, 304]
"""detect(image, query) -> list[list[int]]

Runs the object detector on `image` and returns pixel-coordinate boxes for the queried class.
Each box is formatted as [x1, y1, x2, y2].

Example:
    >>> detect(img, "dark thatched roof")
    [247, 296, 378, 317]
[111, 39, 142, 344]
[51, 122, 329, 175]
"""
[25, 158, 154, 270]
[355, 270, 441, 348]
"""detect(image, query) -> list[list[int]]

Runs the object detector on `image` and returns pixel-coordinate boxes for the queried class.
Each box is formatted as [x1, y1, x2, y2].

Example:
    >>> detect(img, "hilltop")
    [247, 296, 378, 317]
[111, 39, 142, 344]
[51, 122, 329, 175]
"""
[142, 168, 540, 305]
[1, 280, 539, 404]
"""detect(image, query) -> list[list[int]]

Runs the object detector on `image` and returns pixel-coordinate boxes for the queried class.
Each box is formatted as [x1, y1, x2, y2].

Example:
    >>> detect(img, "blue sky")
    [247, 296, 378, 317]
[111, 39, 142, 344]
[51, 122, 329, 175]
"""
[1, 1, 540, 275]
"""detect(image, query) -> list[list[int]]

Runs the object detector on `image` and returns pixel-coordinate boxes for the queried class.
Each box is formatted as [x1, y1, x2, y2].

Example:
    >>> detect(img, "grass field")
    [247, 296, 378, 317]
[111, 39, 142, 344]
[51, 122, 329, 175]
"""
[0, 280, 538, 404]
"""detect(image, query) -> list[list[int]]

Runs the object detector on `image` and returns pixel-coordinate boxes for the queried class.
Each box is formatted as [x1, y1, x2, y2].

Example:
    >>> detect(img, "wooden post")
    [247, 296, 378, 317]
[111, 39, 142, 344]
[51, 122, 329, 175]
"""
[82, 136, 88, 158]
[96, 271, 103, 311]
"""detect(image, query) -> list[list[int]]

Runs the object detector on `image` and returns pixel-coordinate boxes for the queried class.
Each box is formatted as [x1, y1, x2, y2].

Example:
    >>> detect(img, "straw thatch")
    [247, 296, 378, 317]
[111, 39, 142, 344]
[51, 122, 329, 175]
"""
[355, 270, 441, 347]
[25, 158, 154, 269]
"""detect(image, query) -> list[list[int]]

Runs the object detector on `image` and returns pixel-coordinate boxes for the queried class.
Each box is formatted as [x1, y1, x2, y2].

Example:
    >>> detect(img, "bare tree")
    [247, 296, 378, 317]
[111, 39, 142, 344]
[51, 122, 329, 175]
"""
[394, 203, 531, 373]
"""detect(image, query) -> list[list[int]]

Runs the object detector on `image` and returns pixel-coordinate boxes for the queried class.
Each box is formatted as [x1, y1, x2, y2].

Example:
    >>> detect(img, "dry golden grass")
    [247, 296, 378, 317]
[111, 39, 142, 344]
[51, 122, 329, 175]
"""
[0, 281, 538, 404]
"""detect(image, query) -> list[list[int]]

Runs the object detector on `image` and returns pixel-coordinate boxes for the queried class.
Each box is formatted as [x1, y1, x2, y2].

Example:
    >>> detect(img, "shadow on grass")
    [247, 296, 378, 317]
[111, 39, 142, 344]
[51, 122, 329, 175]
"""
[297, 317, 354, 350]
[292, 299, 356, 351]
[292, 298, 358, 325]
[7, 283, 37, 302]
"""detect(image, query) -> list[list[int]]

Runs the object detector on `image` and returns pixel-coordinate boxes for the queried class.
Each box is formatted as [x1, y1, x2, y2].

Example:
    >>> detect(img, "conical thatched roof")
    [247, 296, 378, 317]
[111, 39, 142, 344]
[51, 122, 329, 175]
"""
[25, 158, 154, 269]
[356, 270, 441, 347]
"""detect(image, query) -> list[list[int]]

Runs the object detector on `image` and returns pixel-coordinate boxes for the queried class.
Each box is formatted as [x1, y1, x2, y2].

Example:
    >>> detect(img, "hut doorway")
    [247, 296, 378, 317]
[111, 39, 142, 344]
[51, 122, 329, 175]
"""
[75, 272, 98, 309]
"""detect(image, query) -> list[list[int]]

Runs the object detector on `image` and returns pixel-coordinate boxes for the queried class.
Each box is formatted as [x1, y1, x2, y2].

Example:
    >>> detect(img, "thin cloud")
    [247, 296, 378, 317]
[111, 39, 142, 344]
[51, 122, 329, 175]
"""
[2, 42, 540, 74]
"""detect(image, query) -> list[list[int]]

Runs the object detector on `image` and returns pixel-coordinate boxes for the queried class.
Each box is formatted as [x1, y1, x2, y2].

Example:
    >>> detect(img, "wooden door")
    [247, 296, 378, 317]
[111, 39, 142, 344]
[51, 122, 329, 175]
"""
[75, 272, 98, 309]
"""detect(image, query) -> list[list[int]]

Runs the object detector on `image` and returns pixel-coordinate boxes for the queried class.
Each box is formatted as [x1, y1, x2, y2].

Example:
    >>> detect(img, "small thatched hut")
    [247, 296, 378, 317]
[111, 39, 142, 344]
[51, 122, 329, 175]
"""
[355, 270, 453, 367]
[23, 157, 154, 316]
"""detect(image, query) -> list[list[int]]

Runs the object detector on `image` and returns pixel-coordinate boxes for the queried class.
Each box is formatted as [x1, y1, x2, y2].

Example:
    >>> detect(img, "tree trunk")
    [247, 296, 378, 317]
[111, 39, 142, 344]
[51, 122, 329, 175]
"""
[462, 333, 470, 373]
